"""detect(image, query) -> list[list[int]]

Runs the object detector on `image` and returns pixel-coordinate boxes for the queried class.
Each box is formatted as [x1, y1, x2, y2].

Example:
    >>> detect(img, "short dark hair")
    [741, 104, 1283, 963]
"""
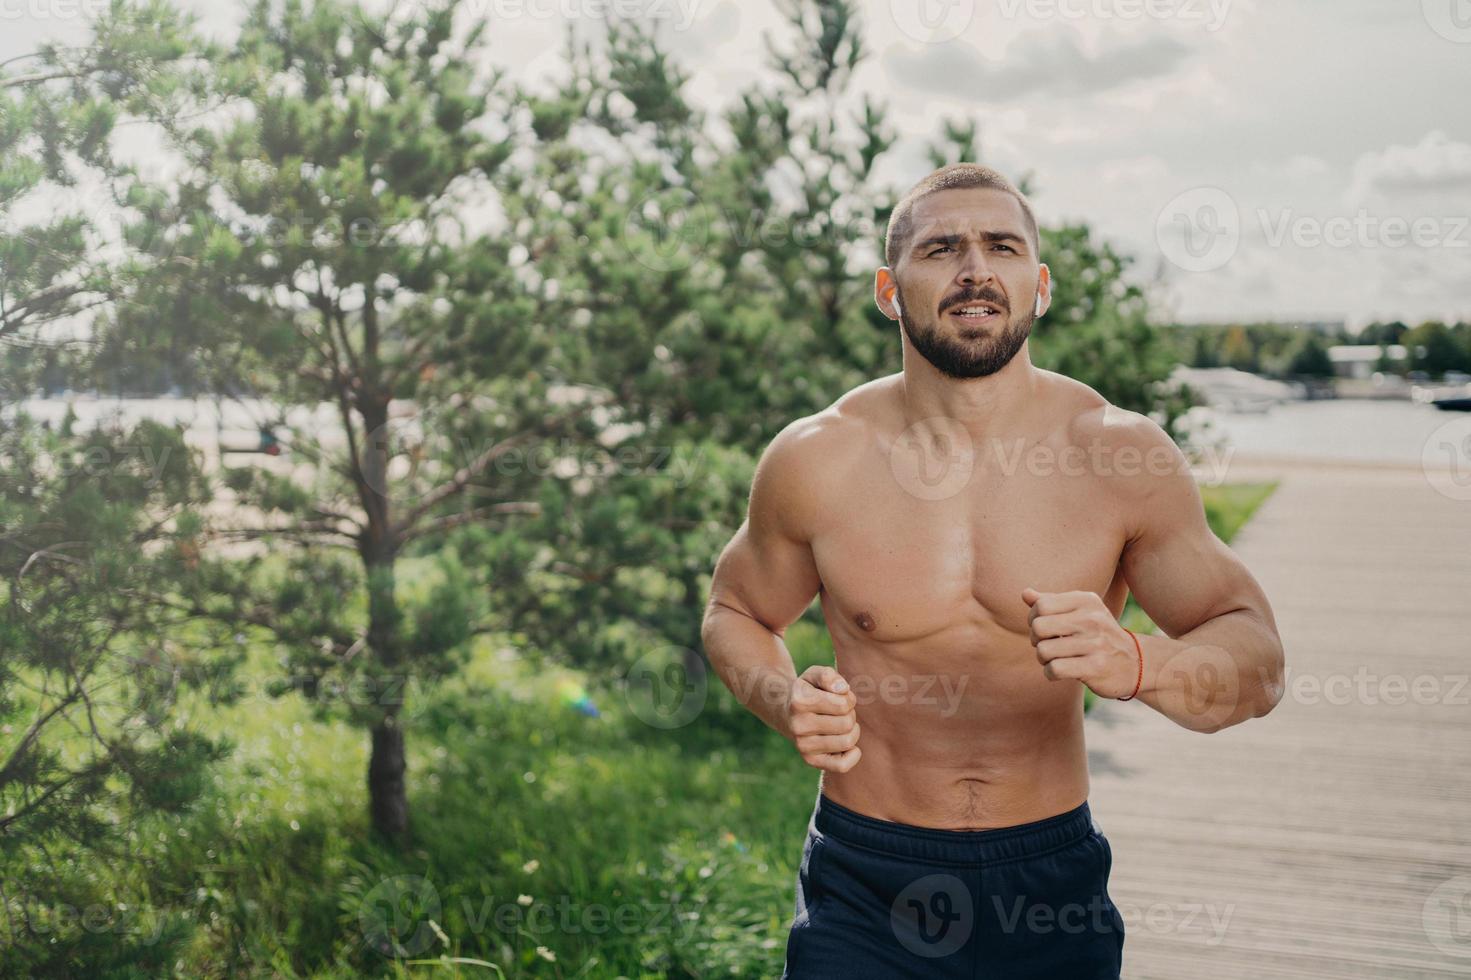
[884, 164, 1040, 269]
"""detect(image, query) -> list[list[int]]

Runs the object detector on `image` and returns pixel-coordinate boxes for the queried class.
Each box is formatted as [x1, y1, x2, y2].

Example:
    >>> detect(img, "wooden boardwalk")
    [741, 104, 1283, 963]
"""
[1087, 454, 1471, 979]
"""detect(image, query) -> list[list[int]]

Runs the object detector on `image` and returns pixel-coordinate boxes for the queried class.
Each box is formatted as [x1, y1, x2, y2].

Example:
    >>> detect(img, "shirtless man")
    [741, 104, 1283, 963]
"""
[699, 164, 1286, 978]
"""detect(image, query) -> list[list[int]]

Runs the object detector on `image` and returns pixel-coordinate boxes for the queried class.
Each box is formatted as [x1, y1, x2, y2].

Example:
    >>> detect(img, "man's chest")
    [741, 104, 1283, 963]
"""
[809, 467, 1128, 643]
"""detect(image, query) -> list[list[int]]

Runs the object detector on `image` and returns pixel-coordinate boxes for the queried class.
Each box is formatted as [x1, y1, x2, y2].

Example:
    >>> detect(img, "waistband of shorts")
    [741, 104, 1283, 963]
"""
[811, 792, 1095, 866]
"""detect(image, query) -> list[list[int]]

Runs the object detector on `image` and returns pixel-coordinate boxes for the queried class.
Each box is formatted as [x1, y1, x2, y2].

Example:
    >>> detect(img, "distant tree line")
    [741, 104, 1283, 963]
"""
[1165, 319, 1471, 380]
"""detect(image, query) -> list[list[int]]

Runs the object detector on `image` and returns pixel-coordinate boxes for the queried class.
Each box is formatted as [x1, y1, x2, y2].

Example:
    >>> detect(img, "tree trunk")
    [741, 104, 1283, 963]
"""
[361, 393, 409, 842]
[363, 552, 409, 842]
[369, 714, 409, 841]
[681, 568, 711, 687]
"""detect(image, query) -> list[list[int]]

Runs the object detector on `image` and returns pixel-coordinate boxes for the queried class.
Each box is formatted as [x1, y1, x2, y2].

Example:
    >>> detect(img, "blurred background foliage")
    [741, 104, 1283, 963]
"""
[0, 0, 1267, 975]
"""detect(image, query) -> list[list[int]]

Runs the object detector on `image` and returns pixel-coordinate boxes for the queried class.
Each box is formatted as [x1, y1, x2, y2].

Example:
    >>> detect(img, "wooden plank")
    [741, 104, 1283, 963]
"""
[1087, 460, 1471, 979]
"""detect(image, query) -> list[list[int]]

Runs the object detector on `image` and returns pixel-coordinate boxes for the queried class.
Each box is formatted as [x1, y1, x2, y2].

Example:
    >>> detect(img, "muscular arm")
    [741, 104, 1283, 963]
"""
[701, 418, 826, 740]
[1115, 415, 1287, 733]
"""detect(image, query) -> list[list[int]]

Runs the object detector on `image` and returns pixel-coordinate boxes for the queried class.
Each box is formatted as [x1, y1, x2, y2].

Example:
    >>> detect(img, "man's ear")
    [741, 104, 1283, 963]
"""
[875, 268, 901, 320]
[1033, 262, 1053, 319]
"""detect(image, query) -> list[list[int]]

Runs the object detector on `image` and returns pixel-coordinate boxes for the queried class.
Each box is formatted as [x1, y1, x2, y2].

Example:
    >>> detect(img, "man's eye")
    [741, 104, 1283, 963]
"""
[929, 246, 954, 256]
[993, 244, 1015, 252]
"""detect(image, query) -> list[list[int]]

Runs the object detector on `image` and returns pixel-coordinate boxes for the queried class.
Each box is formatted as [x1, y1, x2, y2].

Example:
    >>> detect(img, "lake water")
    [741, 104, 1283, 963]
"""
[7, 393, 1468, 469]
[5, 396, 335, 433]
[1184, 399, 1467, 467]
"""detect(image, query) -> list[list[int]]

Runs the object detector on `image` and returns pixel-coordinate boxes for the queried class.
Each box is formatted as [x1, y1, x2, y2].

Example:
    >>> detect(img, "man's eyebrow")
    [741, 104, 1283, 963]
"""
[912, 230, 1028, 251]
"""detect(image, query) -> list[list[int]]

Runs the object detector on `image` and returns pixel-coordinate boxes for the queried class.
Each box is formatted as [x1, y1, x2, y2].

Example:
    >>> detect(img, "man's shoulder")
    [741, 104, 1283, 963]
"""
[747, 382, 884, 540]
[757, 376, 890, 498]
[1047, 372, 1185, 484]
[769, 375, 891, 457]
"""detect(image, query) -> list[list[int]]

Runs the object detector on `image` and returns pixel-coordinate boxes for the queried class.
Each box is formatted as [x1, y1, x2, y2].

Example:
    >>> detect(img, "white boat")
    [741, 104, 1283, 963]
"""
[1168, 366, 1300, 413]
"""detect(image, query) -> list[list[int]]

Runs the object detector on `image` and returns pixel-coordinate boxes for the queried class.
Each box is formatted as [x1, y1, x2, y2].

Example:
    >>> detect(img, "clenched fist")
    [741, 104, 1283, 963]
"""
[784, 665, 862, 772]
[1022, 587, 1142, 700]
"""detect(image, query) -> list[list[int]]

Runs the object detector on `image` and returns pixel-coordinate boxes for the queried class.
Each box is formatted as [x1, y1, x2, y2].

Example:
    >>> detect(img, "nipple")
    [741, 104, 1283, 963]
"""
[855, 611, 877, 632]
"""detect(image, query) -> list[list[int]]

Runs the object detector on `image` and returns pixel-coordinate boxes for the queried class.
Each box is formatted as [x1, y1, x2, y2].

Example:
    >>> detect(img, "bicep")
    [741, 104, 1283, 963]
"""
[707, 427, 823, 636]
[709, 520, 821, 636]
[1118, 434, 1270, 638]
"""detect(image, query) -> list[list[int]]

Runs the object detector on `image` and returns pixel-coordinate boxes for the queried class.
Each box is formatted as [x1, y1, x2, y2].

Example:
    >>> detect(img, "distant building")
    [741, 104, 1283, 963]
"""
[1327, 344, 1408, 379]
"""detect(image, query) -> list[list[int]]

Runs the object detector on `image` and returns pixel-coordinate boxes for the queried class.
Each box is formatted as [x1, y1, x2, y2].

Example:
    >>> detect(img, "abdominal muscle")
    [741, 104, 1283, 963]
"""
[815, 625, 1092, 831]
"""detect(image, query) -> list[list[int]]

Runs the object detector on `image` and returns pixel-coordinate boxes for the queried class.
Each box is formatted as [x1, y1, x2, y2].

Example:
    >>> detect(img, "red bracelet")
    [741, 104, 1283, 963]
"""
[1118, 627, 1143, 701]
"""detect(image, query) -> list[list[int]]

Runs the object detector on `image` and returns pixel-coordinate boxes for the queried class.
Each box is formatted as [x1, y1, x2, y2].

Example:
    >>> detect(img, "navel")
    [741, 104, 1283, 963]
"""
[854, 611, 877, 632]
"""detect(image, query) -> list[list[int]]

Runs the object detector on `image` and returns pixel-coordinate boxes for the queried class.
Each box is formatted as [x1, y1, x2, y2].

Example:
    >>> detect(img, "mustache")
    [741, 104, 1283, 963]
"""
[939, 287, 1008, 313]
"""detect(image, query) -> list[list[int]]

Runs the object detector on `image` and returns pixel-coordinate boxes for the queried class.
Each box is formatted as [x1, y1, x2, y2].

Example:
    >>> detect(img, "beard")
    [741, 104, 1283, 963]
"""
[895, 281, 1034, 379]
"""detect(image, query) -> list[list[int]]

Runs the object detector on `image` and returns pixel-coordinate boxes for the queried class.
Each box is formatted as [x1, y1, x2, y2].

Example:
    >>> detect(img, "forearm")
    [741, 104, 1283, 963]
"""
[701, 601, 800, 738]
[1133, 608, 1286, 733]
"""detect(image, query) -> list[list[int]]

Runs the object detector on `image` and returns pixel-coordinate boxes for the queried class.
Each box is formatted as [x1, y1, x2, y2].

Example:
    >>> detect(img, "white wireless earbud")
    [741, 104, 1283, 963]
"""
[1033, 294, 1044, 317]
[892, 291, 903, 319]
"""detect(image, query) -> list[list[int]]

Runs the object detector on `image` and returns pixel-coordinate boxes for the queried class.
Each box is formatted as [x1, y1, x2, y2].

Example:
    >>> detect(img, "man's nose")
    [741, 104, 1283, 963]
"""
[956, 248, 995, 287]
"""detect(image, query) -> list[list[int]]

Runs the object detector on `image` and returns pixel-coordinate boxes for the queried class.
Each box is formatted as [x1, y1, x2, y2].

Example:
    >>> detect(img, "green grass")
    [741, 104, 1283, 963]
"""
[4, 620, 829, 978]
[1200, 481, 1278, 544]
[2, 482, 1279, 978]
[211, 639, 830, 978]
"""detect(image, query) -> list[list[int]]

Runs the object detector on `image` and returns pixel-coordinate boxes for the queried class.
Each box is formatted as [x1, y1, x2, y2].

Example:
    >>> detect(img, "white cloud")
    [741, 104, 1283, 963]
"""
[1345, 130, 1471, 204]
[1096, 155, 1171, 185]
[1251, 155, 1331, 182]
[4, 0, 1467, 325]
[881, 27, 1191, 102]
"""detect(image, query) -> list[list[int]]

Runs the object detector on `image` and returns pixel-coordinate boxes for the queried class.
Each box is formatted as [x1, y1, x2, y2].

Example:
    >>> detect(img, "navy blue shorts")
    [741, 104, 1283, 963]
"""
[781, 793, 1125, 979]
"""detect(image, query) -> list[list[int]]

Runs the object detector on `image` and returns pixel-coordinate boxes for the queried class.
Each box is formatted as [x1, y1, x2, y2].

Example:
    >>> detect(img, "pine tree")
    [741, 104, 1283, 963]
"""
[466, 0, 1196, 711]
[105, 0, 563, 842]
[1, 7, 225, 965]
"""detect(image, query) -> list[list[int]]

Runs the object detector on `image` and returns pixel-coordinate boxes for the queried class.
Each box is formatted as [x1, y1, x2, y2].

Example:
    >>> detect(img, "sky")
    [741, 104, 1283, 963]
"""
[4, 0, 1469, 332]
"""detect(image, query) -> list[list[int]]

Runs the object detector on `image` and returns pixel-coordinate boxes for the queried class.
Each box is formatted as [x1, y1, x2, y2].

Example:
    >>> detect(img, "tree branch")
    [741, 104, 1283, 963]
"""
[400, 501, 541, 543]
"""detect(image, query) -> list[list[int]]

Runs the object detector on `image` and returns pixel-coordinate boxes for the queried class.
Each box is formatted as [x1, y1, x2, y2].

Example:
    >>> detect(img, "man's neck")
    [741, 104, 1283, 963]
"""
[896, 341, 1042, 446]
